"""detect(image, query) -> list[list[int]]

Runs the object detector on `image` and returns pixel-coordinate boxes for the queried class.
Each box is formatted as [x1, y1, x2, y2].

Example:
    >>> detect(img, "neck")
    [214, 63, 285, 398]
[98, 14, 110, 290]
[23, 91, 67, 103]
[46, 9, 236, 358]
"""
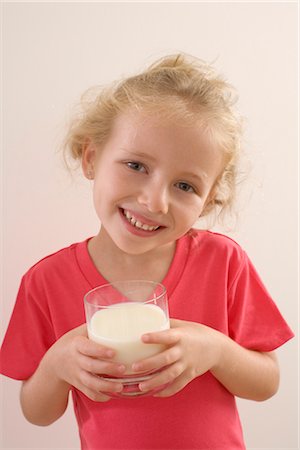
[88, 227, 175, 283]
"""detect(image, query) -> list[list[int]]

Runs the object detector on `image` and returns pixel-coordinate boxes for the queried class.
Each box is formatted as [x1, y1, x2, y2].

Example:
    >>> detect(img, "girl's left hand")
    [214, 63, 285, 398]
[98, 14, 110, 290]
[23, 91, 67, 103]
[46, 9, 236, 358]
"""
[131, 319, 223, 397]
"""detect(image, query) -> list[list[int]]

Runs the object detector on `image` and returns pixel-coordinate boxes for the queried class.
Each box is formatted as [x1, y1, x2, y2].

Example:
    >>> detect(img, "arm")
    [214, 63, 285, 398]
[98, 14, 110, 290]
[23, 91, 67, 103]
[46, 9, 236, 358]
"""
[20, 324, 126, 426]
[210, 334, 279, 401]
[20, 355, 71, 426]
[131, 319, 280, 400]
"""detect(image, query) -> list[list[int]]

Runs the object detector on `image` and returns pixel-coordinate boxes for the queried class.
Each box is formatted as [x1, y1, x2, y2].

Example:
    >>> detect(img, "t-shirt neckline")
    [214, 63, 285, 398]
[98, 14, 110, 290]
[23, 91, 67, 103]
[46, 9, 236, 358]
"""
[75, 234, 191, 298]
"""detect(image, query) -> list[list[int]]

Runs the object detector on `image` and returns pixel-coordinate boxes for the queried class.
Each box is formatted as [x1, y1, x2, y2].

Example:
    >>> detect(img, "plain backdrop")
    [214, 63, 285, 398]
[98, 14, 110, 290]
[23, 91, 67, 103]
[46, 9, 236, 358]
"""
[1, 2, 298, 449]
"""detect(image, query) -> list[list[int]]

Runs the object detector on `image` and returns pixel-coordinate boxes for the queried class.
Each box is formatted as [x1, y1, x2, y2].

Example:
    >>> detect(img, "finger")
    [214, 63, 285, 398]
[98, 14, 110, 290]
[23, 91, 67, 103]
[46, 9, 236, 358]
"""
[142, 328, 181, 346]
[75, 336, 116, 359]
[81, 385, 112, 402]
[154, 372, 191, 397]
[79, 370, 123, 396]
[97, 376, 124, 394]
[132, 346, 181, 373]
[79, 354, 126, 377]
[81, 387, 112, 402]
[138, 361, 184, 393]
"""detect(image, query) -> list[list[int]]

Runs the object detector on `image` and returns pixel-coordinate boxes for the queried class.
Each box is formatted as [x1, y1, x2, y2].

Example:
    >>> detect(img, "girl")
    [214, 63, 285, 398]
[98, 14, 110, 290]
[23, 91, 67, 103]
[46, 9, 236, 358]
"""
[1, 53, 294, 449]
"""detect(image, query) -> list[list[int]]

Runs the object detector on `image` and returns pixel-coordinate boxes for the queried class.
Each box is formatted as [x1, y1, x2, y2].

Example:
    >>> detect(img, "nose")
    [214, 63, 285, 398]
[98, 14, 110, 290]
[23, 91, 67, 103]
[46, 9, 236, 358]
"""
[137, 180, 169, 215]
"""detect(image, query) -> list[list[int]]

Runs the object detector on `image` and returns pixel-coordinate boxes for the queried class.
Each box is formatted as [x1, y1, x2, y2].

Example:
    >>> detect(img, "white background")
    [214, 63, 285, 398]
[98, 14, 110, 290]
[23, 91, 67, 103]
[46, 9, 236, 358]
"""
[1, 2, 298, 449]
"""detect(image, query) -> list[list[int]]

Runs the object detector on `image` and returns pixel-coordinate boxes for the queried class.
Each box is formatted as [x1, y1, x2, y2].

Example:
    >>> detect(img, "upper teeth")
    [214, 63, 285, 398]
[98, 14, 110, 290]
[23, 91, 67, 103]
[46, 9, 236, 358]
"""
[124, 210, 160, 231]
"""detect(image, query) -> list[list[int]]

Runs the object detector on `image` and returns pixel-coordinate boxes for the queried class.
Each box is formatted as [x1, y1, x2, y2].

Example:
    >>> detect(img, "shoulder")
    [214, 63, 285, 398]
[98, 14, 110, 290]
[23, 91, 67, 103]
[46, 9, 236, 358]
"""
[22, 239, 89, 287]
[187, 229, 244, 252]
[183, 229, 247, 268]
[176, 230, 251, 291]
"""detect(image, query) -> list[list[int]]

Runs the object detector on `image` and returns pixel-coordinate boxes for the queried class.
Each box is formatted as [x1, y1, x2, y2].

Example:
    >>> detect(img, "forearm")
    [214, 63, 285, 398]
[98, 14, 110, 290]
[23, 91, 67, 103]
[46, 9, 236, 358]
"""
[19, 324, 123, 424]
[211, 333, 280, 401]
[20, 345, 71, 426]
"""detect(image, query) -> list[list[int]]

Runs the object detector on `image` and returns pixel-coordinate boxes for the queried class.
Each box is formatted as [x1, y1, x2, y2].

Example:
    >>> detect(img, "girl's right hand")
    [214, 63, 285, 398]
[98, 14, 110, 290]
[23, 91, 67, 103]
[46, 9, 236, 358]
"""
[48, 324, 126, 402]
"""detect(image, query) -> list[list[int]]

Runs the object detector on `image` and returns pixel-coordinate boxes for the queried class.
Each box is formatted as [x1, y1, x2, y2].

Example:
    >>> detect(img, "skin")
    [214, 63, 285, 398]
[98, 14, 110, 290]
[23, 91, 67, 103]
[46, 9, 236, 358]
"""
[20, 111, 280, 426]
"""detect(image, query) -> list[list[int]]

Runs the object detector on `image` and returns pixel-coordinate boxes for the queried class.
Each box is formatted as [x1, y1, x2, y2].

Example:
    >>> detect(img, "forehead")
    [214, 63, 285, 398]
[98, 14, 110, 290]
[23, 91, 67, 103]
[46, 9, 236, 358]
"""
[111, 111, 220, 152]
[106, 111, 224, 169]
[110, 110, 215, 148]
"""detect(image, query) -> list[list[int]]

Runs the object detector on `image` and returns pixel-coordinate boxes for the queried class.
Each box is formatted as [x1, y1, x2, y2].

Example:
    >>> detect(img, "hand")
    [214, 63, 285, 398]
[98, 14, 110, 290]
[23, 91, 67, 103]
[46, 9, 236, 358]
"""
[131, 319, 222, 397]
[48, 324, 126, 402]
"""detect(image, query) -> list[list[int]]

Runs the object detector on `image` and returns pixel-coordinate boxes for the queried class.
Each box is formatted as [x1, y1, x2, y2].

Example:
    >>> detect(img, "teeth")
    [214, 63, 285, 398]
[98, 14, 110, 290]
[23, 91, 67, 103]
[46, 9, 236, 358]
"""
[123, 210, 159, 231]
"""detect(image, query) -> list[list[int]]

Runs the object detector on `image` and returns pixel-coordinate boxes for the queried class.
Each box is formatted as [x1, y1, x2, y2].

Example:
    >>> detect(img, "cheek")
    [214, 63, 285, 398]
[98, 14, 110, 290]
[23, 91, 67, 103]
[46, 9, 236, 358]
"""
[92, 169, 134, 207]
[174, 199, 204, 224]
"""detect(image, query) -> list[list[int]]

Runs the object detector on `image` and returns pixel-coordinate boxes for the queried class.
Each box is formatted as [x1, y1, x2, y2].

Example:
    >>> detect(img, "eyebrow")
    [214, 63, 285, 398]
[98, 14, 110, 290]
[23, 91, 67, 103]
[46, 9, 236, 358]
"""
[185, 171, 209, 182]
[120, 149, 157, 162]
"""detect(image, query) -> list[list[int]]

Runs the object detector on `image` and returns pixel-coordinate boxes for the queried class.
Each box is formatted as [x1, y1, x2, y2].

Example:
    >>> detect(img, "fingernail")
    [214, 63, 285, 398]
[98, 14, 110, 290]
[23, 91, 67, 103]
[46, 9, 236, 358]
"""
[118, 364, 126, 372]
[106, 350, 115, 358]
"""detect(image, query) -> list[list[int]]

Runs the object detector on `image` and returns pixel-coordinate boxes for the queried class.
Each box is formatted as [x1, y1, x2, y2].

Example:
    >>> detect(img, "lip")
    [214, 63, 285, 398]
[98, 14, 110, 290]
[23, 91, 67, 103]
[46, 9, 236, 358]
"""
[118, 208, 165, 237]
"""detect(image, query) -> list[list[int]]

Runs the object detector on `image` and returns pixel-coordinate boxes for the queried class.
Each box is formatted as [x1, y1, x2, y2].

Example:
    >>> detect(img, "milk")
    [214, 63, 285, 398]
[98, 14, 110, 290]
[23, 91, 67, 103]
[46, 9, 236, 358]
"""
[88, 302, 169, 372]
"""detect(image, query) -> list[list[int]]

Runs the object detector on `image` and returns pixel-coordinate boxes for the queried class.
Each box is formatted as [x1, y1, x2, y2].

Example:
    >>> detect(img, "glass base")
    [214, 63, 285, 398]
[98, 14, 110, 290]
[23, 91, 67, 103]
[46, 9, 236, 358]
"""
[99, 372, 166, 398]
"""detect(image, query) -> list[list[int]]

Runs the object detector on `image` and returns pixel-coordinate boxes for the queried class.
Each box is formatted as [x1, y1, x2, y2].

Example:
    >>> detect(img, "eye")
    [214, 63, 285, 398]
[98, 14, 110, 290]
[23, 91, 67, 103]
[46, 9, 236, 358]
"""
[175, 181, 195, 193]
[126, 161, 146, 172]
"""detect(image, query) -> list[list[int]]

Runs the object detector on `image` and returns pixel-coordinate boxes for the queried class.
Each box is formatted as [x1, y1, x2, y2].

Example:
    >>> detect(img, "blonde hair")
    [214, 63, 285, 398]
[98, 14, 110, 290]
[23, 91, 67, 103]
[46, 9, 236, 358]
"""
[63, 53, 243, 219]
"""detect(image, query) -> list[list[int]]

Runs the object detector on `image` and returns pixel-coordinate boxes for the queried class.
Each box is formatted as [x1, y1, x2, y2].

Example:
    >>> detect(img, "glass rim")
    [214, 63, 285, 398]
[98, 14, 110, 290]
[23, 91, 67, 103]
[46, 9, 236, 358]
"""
[83, 279, 167, 308]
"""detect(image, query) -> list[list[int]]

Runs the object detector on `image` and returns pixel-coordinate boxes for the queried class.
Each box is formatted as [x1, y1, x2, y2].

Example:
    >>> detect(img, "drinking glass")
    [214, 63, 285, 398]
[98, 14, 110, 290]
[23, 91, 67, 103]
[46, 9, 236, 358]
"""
[84, 280, 169, 397]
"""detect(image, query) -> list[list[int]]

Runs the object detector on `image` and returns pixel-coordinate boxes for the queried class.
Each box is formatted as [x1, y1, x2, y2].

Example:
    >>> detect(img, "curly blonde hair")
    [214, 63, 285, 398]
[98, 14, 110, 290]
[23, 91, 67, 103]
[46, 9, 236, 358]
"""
[63, 53, 243, 219]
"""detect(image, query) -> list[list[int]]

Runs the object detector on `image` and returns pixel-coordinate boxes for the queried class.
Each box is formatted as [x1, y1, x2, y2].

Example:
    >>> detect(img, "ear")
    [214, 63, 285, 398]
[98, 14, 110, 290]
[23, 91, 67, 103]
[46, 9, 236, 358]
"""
[82, 139, 97, 180]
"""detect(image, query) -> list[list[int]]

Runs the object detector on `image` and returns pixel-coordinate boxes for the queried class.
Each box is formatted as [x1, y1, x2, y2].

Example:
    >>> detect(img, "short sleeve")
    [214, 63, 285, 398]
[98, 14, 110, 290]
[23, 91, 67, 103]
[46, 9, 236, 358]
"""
[227, 251, 294, 351]
[0, 272, 56, 380]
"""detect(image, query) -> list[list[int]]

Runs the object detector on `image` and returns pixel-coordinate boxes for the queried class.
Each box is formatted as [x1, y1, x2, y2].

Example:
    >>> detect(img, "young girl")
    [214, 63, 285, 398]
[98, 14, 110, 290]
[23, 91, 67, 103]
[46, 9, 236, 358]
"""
[1, 53, 294, 450]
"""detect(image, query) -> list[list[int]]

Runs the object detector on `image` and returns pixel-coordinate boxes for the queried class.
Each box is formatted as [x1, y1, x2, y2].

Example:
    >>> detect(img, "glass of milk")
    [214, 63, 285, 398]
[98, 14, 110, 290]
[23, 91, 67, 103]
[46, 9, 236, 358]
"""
[84, 280, 169, 397]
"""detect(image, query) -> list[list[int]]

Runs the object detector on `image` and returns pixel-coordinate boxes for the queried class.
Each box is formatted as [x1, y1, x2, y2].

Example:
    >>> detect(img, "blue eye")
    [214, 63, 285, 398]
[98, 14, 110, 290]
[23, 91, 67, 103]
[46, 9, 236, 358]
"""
[126, 161, 146, 172]
[175, 182, 195, 193]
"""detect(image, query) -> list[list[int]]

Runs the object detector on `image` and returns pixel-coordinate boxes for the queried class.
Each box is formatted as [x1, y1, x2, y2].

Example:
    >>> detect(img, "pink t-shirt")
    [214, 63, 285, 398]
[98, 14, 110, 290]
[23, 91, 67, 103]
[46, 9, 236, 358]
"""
[0, 230, 294, 449]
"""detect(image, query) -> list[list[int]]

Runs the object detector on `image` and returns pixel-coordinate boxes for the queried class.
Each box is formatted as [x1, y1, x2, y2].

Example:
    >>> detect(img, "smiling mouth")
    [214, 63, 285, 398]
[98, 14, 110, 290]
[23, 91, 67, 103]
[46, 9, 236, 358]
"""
[121, 209, 161, 232]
